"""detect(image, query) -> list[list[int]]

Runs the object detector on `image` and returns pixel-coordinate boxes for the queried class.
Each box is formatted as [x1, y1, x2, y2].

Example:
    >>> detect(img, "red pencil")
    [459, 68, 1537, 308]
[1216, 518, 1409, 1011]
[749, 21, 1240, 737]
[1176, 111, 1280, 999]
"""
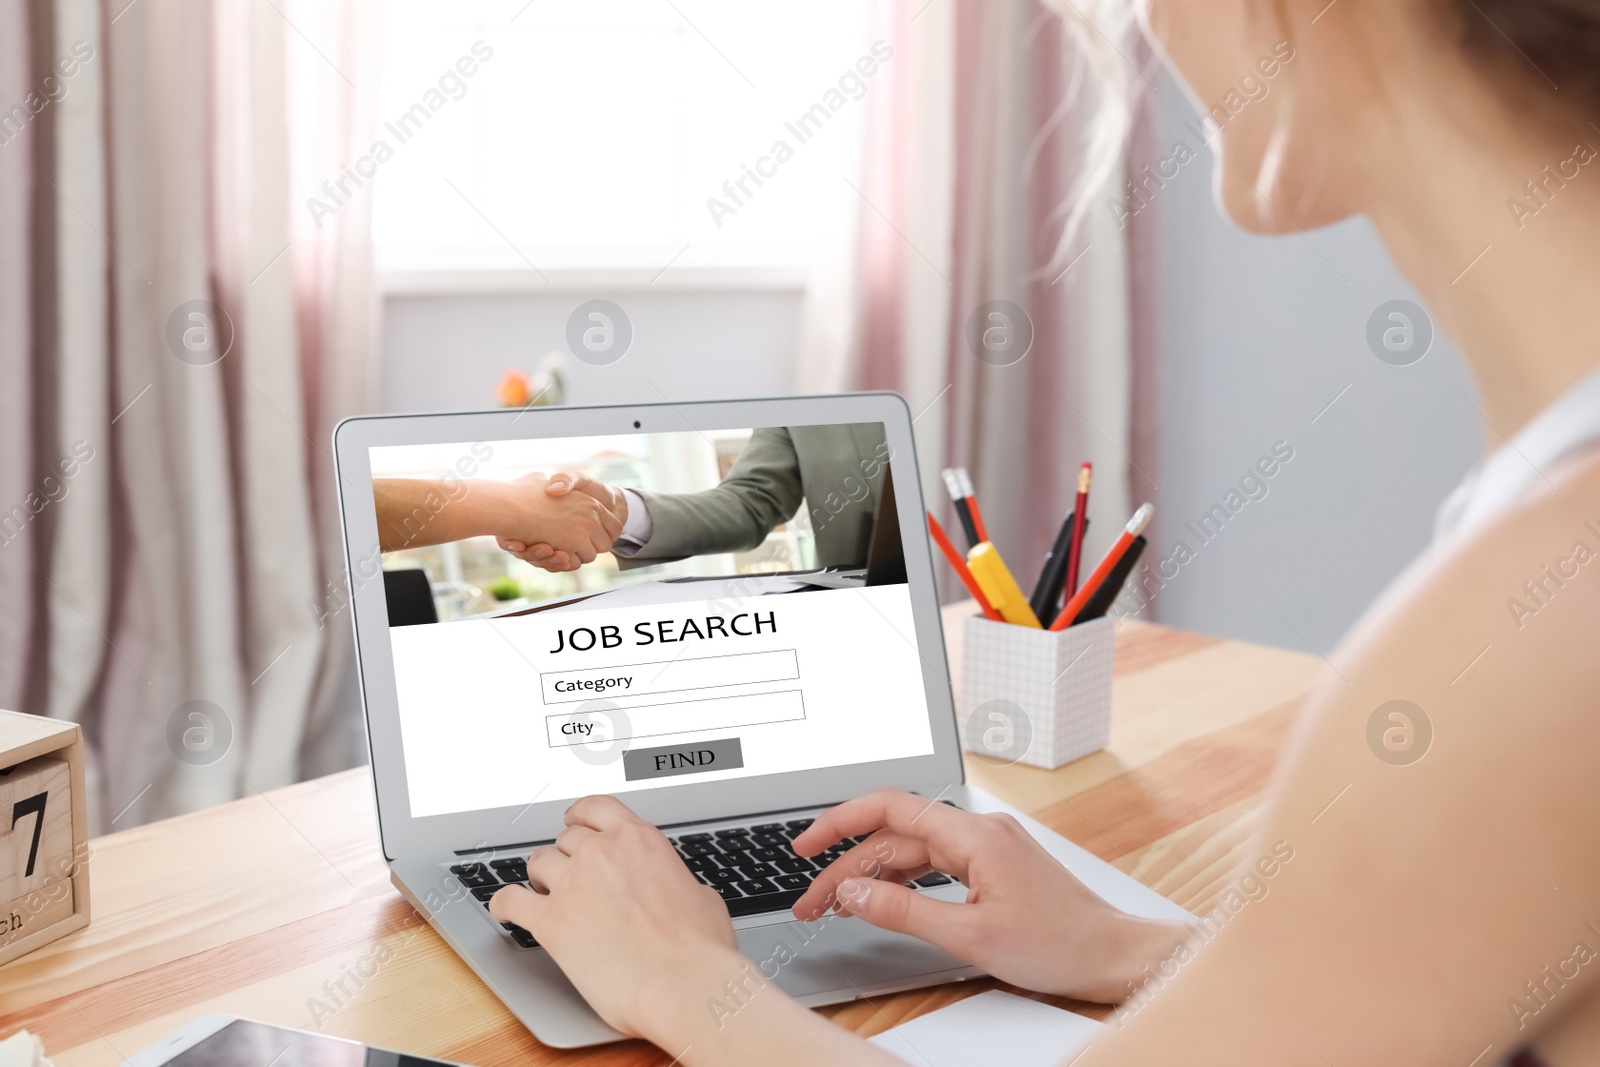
[1050, 503, 1153, 631]
[927, 512, 1003, 621]
[1062, 463, 1092, 600]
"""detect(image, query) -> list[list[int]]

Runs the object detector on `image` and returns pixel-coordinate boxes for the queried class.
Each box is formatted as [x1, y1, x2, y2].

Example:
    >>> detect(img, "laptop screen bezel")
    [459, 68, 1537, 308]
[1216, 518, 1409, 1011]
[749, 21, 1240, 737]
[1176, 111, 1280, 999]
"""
[333, 392, 966, 861]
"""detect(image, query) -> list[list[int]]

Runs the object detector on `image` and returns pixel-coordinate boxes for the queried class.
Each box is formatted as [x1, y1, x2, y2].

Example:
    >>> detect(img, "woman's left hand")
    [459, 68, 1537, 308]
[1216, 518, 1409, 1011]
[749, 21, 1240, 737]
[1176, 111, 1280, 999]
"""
[489, 795, 742, 1040]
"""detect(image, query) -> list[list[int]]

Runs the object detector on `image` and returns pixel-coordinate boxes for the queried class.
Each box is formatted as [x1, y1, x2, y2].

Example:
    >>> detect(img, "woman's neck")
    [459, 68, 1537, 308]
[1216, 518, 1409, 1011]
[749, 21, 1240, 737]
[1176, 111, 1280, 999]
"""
[1366, 88, 1600, 446]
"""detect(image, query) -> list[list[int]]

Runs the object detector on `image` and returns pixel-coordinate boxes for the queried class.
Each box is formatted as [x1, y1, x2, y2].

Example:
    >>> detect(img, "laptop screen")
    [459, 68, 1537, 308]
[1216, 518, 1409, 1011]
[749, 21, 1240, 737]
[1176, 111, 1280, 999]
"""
[367, 421, 937, 819]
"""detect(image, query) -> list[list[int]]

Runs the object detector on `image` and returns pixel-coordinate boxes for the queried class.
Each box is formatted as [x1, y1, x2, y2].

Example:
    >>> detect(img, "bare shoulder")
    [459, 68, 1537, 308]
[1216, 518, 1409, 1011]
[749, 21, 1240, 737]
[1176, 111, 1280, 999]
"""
[1096, 458, 1600, 1064]
[1267, 451, 1600, 822]
[1338, 450, 1600, 707]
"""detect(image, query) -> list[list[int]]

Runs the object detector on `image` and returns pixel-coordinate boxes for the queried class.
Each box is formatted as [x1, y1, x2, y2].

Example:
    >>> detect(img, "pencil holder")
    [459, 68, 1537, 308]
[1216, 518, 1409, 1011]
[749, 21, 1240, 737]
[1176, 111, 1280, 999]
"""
[960, 615, 1114, 770]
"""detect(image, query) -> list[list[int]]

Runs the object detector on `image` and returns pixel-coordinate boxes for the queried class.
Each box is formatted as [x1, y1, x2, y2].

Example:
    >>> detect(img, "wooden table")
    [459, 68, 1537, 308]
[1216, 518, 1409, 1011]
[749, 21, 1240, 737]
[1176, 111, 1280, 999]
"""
[0, 612, 1321, 1065]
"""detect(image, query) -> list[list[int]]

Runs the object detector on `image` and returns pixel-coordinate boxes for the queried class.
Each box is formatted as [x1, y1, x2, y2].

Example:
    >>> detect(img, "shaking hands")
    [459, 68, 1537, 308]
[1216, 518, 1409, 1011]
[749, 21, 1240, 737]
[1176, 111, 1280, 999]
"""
[371, 470, 626, 571]
[497, 471, 628, 572]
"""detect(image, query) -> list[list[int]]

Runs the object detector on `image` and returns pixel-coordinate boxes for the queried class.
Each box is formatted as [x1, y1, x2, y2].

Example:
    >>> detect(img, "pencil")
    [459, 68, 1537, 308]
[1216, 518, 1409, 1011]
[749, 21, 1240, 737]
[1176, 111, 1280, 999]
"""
[1076, 535, 1146, 623]
[1062, 463, 1092, 599]
[927, 512, 1003, 622]
[1050, 503, 1154, 631]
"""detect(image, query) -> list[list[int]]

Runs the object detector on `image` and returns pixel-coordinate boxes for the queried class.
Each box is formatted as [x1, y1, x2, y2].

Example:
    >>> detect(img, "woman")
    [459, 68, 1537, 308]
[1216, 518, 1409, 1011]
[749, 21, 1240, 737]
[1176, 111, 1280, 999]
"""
[490, 0, 1600, 1061]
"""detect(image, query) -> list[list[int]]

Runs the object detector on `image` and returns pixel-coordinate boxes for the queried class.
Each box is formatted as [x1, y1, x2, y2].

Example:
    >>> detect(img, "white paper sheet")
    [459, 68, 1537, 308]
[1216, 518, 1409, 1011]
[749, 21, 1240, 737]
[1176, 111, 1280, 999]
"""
[870, 990, 1107, 1067]
[0, 1032, 53, 1067]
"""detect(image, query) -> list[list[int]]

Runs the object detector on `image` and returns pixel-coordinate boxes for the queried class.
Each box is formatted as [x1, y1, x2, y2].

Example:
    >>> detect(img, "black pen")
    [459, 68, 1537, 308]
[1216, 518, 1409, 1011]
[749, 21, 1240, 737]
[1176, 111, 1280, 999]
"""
[1076, 535, 1147, 623]
[1029, 510, 1087, 628]
[941, 468, 981, 549]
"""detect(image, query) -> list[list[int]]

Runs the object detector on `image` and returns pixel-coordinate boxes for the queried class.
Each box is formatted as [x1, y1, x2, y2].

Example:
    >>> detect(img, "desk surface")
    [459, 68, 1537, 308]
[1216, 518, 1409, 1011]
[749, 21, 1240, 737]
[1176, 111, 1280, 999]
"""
[0, 610, 1321, 1065]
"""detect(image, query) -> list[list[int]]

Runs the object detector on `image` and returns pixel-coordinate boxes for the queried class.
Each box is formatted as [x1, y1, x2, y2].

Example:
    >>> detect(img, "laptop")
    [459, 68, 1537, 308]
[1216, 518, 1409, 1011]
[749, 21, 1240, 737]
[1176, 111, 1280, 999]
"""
[332, 393, 1190, 1048]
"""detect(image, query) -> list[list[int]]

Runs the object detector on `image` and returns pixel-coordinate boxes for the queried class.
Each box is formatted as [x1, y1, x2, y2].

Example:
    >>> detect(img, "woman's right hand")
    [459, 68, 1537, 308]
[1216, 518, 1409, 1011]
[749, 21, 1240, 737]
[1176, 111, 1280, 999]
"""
[790, 789, 1186, 1004]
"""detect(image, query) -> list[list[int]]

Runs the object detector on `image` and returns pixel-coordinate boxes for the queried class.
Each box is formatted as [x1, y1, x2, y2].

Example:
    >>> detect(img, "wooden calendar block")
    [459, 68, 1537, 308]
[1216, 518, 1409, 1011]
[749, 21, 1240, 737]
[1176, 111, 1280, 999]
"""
[0, 757, 73, 900]
[0, 709, 90, 967]
[1, 877, 75, 952]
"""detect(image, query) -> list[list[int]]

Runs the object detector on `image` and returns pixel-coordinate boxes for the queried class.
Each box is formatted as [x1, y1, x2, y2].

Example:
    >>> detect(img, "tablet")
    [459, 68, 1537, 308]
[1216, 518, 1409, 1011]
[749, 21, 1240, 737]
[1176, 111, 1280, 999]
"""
[127, 1016, 467, 1067]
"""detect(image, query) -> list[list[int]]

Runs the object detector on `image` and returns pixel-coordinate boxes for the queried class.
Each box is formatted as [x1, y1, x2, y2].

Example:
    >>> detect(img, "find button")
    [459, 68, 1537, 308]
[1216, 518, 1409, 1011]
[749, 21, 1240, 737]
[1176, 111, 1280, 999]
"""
[623, 737, 744, 781]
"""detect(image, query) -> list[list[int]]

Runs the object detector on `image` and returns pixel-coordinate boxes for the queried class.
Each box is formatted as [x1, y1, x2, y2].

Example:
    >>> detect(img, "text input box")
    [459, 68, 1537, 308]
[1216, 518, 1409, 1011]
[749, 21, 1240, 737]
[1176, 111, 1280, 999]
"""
[546, 690, 806, 748]
[540, 649, 799, 705]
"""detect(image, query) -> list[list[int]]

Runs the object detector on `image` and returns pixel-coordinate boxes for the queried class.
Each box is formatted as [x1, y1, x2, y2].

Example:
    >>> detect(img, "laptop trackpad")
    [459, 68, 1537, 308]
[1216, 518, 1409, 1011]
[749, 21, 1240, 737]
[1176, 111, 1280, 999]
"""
[736, 914, 975, 998]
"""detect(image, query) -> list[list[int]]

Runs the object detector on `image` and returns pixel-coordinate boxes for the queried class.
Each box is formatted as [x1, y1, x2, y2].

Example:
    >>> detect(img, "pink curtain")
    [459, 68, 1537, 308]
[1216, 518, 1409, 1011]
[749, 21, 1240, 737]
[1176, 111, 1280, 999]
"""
[0, 0, 39, 718]
[0, 0, 378, 829]
[850, 0, 1151, 592]
[1124, 36, 1163, 579]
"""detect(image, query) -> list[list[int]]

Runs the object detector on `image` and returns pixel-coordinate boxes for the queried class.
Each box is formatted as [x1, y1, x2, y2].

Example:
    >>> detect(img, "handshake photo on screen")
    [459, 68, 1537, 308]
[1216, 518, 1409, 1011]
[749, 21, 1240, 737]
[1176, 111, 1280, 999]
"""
[368, 421, 905, 626]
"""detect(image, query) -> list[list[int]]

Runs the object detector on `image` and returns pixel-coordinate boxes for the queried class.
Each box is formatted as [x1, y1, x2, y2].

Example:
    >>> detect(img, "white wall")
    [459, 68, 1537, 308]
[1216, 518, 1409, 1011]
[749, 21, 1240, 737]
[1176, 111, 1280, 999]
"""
[379, 274, 803, 412]
[1144, 75, 1484, 655]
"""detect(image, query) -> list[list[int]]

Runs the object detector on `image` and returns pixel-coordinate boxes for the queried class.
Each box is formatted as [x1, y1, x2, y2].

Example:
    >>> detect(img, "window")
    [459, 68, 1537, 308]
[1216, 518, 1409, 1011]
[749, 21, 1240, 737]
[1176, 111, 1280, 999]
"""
[373, 0, 873, 272]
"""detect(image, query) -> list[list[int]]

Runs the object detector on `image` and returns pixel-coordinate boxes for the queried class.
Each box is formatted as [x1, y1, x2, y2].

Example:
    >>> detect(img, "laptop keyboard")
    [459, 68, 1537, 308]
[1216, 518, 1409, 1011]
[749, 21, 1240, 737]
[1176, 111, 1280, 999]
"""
[450, 814, 956, 950]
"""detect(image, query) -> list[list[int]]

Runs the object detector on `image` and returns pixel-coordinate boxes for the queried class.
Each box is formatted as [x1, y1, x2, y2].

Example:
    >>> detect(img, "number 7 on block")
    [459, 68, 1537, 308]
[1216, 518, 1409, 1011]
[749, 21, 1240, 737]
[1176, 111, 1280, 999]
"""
[0, 756, 72, 901]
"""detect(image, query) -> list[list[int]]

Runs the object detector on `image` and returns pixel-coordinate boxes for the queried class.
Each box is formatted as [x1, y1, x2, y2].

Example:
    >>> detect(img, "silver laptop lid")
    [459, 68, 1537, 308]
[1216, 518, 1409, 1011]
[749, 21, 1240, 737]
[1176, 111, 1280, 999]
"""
[332, 393, 964, 860]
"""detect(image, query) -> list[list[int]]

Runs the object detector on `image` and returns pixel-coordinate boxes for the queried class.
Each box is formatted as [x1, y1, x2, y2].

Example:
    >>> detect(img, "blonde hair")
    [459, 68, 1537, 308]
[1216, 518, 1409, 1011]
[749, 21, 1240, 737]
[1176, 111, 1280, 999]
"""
[1036, 0, 1145, 269]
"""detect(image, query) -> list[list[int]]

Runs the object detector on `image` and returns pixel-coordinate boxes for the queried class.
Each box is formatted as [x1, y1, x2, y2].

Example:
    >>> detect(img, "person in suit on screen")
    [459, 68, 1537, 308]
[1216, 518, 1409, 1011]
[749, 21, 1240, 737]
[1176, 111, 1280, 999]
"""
[499, 423, 893, 573]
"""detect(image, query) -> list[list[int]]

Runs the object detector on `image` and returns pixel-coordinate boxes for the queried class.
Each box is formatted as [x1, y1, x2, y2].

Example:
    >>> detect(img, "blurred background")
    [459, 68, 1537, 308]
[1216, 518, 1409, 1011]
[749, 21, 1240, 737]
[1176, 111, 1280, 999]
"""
[0, 0, 1481, 829]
